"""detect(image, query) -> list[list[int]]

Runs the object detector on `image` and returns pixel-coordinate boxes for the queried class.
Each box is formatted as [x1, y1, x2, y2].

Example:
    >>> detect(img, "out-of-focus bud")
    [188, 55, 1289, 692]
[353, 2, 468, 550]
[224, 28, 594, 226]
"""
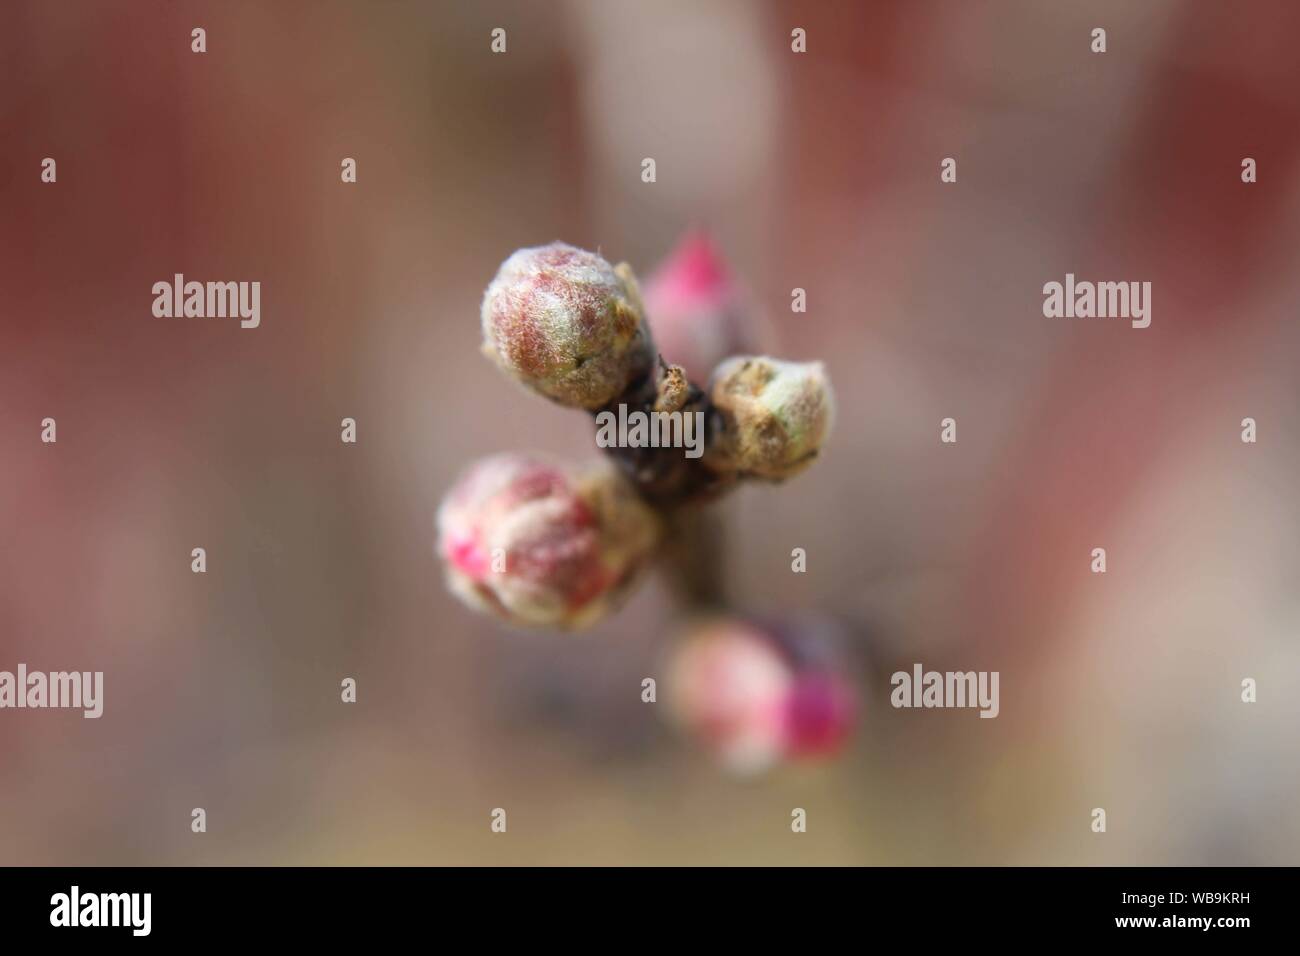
[641, 232, 757, 385]
[436, 453, 659, 629]
[782, 671, 857, 758]
[481, 242, 655, 410]
[667, 619, 793, 774]
[667, 614, 859, 772]
[704, 355, 834, 481]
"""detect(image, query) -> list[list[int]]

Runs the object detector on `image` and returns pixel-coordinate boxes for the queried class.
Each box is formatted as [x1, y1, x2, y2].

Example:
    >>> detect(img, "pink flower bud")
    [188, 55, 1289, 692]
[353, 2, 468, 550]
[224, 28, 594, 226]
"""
[667, 619, 794, 774]
[436, 453, 659, 629]
[481, 242, 655, 409]
[782, 671, 857, 758]
[641, 232, 756, 384]
[704, 355, 834, 481]
[668, 615, 858, 772]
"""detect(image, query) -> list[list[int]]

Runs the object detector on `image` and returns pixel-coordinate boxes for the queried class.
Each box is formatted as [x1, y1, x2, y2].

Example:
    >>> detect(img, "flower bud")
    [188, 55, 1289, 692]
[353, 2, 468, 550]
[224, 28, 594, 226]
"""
[641, 232, 757, 385]
[704, 356, 834, 481]
[667, 614, 858, 772]
[782, 671, 856, 758]
[667, 619, 793, 774]
[436, 453, 659, 629]
[481, 242, 655, 409]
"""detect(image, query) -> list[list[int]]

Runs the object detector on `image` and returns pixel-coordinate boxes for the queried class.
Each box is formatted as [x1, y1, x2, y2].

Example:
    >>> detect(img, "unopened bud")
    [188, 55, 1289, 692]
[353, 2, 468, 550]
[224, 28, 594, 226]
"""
[667, 614, 858, 771]
[704, 356, 834, 480]
[783, 671, 856, 758]
[667, 619, 793, 774]
[641, 232, 757, 384]
[437, 453, 659, 629]
[481, 242, 655, 409]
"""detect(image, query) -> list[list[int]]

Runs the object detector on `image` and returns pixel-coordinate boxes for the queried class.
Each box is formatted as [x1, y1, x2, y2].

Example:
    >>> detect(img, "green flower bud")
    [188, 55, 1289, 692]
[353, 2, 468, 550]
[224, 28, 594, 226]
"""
[704, 356, 834, 481]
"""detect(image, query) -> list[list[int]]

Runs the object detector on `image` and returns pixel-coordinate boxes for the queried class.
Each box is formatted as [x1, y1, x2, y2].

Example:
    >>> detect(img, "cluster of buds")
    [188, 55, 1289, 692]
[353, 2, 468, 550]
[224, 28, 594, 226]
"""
[666, 615, 857, 773]
[438, 235, 836, 630]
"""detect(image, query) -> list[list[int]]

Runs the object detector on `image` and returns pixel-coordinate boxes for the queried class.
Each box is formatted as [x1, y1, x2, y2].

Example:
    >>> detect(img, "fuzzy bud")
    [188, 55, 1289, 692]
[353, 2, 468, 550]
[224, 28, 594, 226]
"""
[641, 232, 757, 385]
[436, 453, 659, 629]
[481, 242, 655, 409]
[704, 356, 834, 481]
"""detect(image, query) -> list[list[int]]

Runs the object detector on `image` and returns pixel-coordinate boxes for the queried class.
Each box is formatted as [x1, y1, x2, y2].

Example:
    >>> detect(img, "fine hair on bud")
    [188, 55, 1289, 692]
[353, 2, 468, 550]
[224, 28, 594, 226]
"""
[481, 242, 656, 409]
[704, 355, 835, 481]
[436, 452, 660, 630]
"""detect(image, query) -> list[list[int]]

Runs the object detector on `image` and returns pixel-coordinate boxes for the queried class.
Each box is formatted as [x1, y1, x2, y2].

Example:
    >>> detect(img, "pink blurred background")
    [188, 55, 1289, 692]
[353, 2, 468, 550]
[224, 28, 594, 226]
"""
[2, 0, 1298, 864]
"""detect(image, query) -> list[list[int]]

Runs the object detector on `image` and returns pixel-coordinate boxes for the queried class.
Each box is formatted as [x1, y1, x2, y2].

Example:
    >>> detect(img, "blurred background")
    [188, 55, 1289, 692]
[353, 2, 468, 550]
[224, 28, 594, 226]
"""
[2, 0, 1299, 865]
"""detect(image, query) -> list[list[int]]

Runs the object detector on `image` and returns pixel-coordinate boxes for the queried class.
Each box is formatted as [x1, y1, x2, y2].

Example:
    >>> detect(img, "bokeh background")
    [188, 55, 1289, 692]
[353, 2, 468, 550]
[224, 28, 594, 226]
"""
[2, 0, 1299, 865]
